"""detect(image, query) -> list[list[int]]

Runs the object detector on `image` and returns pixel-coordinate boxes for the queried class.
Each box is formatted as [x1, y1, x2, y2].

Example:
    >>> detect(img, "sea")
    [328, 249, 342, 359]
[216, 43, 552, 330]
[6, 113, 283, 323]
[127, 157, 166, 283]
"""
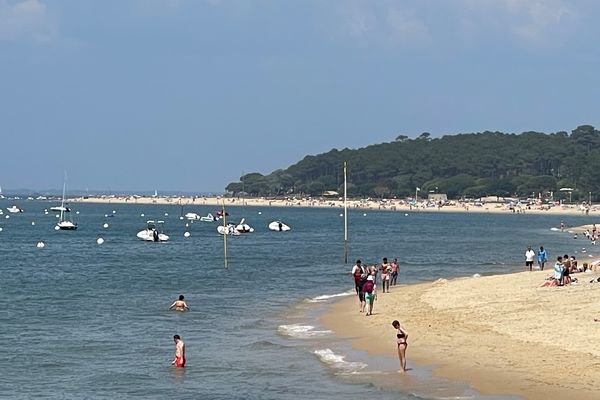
[0, 200, 590, 399]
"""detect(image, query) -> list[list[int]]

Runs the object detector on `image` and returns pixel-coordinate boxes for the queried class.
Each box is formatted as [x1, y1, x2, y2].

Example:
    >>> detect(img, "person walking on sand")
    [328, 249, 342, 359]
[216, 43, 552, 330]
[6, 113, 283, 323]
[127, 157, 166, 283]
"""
[172, 335, 186, 368]
[351, 260, 364, 295]
[525, 246, 535, 271]
[380, 257, 391, 293]
[390, 258, 399, 286]
[537, 246, 548, 271]
[363, 275, 376, 316]
[392, 320, 408, 373]
[169, 295, 190, 311]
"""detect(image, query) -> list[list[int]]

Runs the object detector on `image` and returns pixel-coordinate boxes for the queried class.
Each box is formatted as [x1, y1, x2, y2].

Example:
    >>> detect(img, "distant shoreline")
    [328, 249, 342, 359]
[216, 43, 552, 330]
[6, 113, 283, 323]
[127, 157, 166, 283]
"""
[69, 195, 600, 218]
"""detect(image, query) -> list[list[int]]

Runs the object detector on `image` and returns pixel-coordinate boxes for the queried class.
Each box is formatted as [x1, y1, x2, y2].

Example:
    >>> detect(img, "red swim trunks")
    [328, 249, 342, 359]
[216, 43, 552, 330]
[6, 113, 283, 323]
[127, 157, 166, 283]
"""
[175, 356, 186, 368]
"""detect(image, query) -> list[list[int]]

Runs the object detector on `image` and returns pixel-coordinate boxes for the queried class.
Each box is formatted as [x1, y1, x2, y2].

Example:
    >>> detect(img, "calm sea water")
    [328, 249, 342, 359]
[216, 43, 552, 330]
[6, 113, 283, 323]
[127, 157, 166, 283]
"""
[0, 200, 589, 399]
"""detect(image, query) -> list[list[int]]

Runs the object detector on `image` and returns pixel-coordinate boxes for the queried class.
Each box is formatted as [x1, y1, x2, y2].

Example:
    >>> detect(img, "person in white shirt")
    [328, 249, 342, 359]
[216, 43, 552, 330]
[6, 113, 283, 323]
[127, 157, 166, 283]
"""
[525, 246, 536, 271]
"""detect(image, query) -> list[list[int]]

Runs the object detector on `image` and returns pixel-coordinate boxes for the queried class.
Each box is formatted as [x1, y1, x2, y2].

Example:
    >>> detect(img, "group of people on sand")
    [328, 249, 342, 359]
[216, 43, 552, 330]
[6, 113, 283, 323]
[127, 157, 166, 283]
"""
[168, 295, 190, 367]
[350, 258, 408, 373]
[538, 252, 588, 287]
[351, 257, 399, 316]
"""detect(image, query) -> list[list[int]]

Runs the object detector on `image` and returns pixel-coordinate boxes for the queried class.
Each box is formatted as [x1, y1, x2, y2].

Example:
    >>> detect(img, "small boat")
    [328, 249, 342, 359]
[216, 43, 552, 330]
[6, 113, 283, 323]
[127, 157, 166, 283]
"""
[6, 205, 23, 213]
[56, 180, 77, 230]
[217, 224, 240, 236]
[268, 220, 291, 231]
[184, 212, 201, 221]
[235, 218, 254, 233]
[200, 213, 215, 222]
[50, 205, 70, 212]
[137, 220, 169, 242]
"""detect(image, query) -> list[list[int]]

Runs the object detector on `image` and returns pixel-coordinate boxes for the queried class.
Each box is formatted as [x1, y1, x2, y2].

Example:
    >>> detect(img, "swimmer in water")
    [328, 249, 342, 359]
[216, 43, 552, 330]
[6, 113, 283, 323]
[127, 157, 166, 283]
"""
[172, 334, 186, 367]
[169, 295, 190, 311]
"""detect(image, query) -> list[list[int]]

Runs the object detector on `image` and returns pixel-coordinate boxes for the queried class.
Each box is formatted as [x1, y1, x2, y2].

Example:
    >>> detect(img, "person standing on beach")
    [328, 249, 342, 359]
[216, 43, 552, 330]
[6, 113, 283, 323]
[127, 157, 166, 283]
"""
[380, 257, 391, 293]
[363, 276, 376, 316]
[169, 295, 190, 311]
[537, 246, 547, 271]
[390, 258, 399, 286]
[392, 320, 408, 373]
[172, 335, 186, 368]
[525, 246, 535, 271]
[351, 260, 364, 295]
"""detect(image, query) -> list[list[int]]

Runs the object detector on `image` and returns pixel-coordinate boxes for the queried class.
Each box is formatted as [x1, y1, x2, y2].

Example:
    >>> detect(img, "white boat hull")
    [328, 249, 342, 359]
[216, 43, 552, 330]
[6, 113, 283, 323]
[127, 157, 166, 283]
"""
[137, 229, 169, 242]
[217, 225, 240, 235]
[57, 221, 78, 230]
[268, 221, 290, 231]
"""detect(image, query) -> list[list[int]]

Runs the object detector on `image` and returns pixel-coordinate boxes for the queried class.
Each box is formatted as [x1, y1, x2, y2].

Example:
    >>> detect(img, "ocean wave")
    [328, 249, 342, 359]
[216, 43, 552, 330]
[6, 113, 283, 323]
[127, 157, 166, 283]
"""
[306, 291, 353, 303]
[277, 324, 332, 338]
[313, 348, 367, 372]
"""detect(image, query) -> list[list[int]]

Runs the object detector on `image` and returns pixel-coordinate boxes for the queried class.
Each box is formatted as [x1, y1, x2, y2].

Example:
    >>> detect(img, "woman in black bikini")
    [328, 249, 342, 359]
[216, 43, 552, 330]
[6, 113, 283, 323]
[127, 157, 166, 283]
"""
[392, 320, 408, 372]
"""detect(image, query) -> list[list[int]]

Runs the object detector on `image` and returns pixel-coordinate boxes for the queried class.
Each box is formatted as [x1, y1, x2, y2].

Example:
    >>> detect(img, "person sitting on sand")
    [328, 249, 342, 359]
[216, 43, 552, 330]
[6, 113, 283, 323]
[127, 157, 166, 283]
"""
[562, 255, 571, 285]
[392, 320, 408, 373]
[169, 295, 190, 311]
[554, 256, 564, 286]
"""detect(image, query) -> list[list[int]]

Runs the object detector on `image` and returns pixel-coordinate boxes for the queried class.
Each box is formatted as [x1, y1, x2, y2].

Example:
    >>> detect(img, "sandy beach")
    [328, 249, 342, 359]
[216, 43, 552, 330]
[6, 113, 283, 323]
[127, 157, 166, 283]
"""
[72, 195, 600, 218]
[321, 270, 600, 399]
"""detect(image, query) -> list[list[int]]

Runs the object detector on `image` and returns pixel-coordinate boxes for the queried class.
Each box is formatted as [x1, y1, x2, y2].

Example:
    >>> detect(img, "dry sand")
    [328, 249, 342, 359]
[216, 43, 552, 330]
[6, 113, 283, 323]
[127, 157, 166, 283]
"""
[321, 270, 600, 399]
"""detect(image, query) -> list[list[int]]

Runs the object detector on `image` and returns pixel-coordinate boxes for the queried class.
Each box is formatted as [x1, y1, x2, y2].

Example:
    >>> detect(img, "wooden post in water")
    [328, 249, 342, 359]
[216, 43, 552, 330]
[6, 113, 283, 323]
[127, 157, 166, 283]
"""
[222, 200, 228, 269]
[344, 161, 348, 264]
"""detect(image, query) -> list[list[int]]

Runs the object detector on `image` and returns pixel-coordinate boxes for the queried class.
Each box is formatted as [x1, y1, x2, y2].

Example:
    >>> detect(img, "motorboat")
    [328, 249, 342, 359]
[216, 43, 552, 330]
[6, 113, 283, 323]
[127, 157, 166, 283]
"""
[184, 212, 201, 221]
[234, 218, 254, 233]
[268, 220, 291, 231]
[217, 224, 240, 236]
[200, 213, 215, 222]
[137, 220, 169, 242]
[50, 205, 70, 212]
[7, 205, 23, 213]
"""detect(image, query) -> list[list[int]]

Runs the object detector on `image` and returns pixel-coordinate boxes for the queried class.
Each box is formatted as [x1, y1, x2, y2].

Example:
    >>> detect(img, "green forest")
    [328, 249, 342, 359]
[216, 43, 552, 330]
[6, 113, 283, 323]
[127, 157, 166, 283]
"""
[225, 125, 600, 201]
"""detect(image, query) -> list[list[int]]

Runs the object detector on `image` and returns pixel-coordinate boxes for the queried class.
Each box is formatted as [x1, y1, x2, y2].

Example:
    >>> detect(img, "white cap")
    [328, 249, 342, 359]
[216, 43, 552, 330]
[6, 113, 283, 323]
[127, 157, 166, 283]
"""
[367, 275, 374, 281]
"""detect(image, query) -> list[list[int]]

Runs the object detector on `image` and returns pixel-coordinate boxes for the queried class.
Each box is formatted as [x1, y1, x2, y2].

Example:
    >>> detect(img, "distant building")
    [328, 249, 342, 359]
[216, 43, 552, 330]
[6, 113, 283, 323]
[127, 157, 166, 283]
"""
[428, 193, 448, 203]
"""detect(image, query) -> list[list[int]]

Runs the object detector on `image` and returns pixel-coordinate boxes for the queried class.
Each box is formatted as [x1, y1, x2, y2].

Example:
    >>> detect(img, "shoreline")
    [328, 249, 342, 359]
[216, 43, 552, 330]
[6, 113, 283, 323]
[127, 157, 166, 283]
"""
[70, 195, 600, 217]
[320, 270, 600, 400]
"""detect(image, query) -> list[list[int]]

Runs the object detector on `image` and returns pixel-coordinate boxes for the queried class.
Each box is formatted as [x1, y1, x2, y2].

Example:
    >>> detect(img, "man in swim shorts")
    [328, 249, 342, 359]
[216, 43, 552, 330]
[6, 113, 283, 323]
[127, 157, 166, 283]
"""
[172, 335, 186, 368]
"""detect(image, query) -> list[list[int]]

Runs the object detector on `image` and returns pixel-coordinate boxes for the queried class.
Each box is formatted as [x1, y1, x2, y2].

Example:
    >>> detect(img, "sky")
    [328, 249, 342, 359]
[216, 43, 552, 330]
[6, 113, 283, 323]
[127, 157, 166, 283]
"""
[1, 0, 600, 193]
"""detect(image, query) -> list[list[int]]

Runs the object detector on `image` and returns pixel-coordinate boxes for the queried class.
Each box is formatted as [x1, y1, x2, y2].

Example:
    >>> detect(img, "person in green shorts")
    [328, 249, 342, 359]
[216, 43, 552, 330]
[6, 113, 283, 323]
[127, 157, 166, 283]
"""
[363, 275, 376, 316]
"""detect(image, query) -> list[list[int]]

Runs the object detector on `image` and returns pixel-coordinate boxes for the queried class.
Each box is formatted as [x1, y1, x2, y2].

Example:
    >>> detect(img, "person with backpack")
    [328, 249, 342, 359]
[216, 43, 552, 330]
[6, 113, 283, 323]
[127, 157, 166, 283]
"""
[363, 275, 376, 316]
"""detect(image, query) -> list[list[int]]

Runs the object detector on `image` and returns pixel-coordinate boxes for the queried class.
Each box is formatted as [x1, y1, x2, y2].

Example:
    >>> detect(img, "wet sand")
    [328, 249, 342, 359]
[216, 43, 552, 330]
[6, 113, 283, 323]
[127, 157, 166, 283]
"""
[321, 270, 600, 400]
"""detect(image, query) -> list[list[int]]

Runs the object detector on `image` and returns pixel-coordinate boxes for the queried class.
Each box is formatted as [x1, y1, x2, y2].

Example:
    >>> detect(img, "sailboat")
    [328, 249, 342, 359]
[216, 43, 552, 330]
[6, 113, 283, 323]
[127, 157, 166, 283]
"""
[56, 180, 77, 230]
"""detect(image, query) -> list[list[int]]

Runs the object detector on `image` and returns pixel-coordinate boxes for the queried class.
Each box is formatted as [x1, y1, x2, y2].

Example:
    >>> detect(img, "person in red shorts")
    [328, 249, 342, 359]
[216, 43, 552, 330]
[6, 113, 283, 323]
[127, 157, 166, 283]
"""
[172, 335, 186, 368]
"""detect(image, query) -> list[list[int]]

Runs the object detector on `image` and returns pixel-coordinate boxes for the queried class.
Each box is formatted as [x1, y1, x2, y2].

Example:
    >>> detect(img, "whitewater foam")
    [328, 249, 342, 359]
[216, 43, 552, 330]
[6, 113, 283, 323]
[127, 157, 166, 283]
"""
[314, 348, 367, 372]
[277, 324, 332, 338]
[307, 291, 353, 303]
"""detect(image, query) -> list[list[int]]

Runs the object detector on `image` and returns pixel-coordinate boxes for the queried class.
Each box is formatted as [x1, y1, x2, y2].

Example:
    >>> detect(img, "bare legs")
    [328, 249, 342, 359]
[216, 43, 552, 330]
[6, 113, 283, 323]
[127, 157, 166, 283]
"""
[397, 343, 407, 372]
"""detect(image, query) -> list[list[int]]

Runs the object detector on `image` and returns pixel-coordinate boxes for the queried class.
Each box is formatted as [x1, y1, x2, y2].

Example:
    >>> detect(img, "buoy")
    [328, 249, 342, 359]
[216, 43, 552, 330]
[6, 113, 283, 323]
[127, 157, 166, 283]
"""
[31, 221, 35, 226]
[185, 223, 189, 227]
[184, 232, 190, 238]
[44, 211, 48, 215]
[404, 213, 409, 216]
[76, 211, 80, 215]
[5, 215, 9, 219]
[54, 225, 59, 230]
[36, 241, 45, 248]
[363, 213, 367, 216]
[112, 210, 116, 214]
[97, 238, 104, 245]
[179, 216, 184, 220]
[258, 211, 262, 215]
[164, 213, 169, 216]
[140, 213, 145, 217]
[339, 213, 343, 217]
[55, 214, 59, 218]
[0, 227, 3, 232]
[103, 223, 109, 229]
[104, 214, 108, 218]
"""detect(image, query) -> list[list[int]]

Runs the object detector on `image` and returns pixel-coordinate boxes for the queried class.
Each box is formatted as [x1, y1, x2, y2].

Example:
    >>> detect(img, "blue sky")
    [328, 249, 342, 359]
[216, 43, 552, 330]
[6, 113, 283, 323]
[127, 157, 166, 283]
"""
[1, 0, 599, 192]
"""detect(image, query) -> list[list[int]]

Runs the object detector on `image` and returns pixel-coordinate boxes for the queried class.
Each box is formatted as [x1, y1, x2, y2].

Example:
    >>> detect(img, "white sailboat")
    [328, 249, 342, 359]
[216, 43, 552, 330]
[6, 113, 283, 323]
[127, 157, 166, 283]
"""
[56, 181, 77, 230]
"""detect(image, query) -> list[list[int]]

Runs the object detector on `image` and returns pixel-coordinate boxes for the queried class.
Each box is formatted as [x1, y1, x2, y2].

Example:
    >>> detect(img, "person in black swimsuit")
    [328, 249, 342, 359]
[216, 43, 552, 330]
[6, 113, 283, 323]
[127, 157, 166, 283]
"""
[392, 320, 408, 373]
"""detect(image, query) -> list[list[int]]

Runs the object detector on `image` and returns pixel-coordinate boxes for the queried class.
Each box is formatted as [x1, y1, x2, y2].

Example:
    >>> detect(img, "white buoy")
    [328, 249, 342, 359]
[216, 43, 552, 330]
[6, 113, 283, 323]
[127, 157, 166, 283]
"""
[339, 213, 343, 217]
[97, 238, 104, 245]
[140, 213, 145, 217]
[404, 213, 409, 216]
[184, 232, 190, 238]
[112, 210, 116, 214]
[179, 216, 184, 220]
[44, 211, 48, 215]
[54, 225, 59, 230]
[31, 221, 36, 226]
[185, 223, 189, 227]
[55, 214, 59, 218]
[258, 211, 262, 215]
[104, 214, 108, 218]
[36, 241, 45, 248]
[5, 215, 9, 219]
[76, 211, 80, 215]
[103, 223, 109, 229]
[164, 213, 169, 216]
[363, 213, 367, 216]
[0, 227, 3, 231]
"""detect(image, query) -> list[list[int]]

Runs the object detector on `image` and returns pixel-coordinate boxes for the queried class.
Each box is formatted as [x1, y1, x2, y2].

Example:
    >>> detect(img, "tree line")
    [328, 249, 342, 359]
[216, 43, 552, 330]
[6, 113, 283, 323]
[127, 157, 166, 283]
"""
[225, 125, 600, 201]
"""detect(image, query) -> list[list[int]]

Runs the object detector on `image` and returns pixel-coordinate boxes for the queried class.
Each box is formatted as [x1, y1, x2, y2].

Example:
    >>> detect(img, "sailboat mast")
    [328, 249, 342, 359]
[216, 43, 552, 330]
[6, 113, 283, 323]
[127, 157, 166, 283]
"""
[343, 161, 348, 264]
[60, 181, 66, 221]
